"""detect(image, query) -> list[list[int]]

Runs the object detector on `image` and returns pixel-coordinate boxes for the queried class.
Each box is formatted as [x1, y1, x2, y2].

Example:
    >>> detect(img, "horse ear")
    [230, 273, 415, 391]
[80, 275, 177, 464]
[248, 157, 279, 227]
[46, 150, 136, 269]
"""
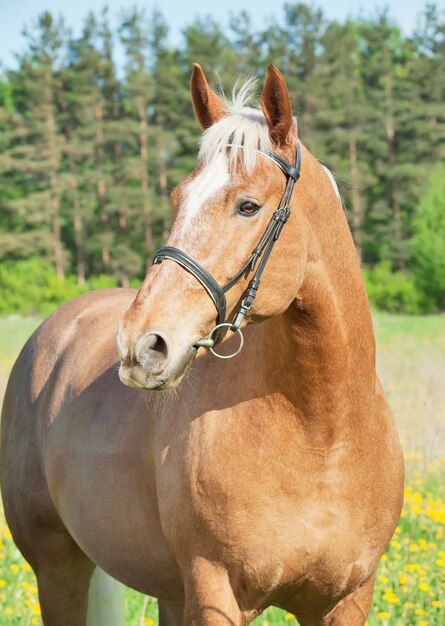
[191, 64, 229, 130]
[260, 64, 295, 147]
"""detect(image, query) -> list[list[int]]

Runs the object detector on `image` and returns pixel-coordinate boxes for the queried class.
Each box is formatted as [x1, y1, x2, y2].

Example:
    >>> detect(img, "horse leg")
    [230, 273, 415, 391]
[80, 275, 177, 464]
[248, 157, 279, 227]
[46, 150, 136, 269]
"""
[183, 559, 244, 626]
[323, 574, 376, 626]
[30, 528, 95, 626]
[159, 599, 184, 625]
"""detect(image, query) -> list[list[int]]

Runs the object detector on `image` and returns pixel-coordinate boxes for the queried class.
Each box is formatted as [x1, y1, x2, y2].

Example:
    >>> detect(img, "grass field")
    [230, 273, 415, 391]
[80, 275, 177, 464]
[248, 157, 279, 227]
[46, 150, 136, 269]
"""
[0, 313, 444, 625]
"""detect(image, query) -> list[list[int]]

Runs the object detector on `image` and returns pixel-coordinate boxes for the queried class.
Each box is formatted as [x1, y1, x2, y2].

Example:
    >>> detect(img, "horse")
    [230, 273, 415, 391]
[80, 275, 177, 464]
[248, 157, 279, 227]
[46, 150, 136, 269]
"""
[1, 64, 404, 626]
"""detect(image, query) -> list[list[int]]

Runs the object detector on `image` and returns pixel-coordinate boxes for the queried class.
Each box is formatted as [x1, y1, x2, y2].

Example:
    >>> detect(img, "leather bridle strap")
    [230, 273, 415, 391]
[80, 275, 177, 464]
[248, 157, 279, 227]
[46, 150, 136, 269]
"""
[153, 246, 227, 325]
[153, 142, 301, 344]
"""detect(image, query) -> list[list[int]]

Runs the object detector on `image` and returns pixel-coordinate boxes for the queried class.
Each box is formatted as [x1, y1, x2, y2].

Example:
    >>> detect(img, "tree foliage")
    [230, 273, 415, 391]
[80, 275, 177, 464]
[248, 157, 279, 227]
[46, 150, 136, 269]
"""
[412, 164, 445, 309]
[0, 3, 444, 311]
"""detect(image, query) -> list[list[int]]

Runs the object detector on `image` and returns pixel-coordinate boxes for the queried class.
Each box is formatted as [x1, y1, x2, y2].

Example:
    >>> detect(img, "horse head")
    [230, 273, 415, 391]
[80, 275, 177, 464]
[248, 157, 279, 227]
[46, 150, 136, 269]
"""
[117, 64, 309, 390]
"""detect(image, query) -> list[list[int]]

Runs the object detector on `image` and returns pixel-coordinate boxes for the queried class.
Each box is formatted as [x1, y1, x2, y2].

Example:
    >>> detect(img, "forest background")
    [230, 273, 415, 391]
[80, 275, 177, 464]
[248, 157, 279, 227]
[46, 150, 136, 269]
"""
[0, 1, 444, 315]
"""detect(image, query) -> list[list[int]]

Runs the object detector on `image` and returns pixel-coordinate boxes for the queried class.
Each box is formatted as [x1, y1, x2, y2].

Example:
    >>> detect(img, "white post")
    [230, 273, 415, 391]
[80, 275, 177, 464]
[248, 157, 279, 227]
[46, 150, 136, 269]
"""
[87, 568, 125, 626]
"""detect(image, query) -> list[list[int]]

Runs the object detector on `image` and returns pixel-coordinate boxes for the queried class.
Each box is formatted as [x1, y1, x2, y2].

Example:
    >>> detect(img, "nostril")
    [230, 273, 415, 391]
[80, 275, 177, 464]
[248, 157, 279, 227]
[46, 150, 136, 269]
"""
[143, 333, 168, 358]
[135, 332, 170, 374]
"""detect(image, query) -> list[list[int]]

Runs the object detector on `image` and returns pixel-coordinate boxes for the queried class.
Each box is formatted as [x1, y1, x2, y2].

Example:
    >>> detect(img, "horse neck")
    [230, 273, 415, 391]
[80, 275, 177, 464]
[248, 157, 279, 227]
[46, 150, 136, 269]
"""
[265, 147, 376, 442]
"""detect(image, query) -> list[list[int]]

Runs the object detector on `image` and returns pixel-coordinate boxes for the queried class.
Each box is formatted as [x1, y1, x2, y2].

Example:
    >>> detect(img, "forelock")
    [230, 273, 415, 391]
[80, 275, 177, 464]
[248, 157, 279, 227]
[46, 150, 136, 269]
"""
[198, 77, 273, 173]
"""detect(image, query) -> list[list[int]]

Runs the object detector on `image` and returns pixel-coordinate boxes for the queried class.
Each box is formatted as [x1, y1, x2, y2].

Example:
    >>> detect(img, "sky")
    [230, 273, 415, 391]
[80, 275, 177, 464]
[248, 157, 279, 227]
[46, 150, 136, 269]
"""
[0, 0, 432, 70]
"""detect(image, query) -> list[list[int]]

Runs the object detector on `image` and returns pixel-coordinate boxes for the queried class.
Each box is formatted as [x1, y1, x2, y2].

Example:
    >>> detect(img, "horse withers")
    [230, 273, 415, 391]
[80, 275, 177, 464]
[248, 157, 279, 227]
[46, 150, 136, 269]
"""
[1, 64, 404, 626]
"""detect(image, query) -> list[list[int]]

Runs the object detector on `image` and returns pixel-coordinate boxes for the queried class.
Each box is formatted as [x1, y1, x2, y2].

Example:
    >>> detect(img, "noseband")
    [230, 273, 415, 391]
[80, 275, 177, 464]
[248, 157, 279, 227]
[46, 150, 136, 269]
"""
[153, 142, 301, 358]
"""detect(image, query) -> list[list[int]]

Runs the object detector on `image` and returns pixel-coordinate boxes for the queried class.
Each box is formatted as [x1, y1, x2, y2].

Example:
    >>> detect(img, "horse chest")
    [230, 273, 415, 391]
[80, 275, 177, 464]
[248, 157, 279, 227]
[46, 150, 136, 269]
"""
[155, 407, 377, 594]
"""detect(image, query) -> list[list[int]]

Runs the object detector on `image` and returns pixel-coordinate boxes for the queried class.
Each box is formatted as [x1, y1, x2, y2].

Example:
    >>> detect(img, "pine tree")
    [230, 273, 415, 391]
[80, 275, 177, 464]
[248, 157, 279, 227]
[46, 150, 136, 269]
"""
[411, 4, 445, 165]
[1, 12, 67, 276]
[312, 19, 376, 261]
[62, 12, 114, 281]
[149, 10, 188, 241]
[412, 163, 445, 309]
[264, 3, 325, 118]
[119, 8, 155, 263]
[360, 12, 416, 269]
[228, 12, 265, 77]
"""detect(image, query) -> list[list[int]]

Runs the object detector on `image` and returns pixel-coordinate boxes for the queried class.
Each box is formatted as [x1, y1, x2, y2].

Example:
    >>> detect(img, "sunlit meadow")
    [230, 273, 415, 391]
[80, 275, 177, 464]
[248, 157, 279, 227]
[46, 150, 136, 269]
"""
[0, 314, 444, 625]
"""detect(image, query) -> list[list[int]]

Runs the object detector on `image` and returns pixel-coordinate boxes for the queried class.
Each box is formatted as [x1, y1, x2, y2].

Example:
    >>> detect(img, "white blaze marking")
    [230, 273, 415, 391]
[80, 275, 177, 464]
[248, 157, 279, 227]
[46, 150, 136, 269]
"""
[181, 153, 229, 230]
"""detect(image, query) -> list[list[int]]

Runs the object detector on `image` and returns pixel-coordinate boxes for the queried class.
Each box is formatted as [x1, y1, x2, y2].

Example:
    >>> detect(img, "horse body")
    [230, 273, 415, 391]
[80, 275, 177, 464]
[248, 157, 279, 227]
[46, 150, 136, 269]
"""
[1, 65, 403, 626]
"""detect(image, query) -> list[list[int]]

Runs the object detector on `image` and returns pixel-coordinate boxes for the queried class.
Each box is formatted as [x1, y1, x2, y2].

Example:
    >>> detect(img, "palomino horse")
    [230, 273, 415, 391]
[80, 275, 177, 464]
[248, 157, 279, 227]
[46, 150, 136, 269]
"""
[1, 64, 404, 626]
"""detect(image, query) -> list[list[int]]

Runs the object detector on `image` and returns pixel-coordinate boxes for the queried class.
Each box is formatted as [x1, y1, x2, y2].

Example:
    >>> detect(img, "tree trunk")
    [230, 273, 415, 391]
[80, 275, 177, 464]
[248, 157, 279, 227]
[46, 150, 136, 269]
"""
[71, 165, 86, 286]
[46, 91, 64, 279]
[95, 101, 110, 270]
[156, 132, 170, 242]
[430, 115, 438, 162]
[50, 186, 64, 279]
[383, 53, 404, 270]
[348, 127, 362, 262]
[137, 96, 153, 265]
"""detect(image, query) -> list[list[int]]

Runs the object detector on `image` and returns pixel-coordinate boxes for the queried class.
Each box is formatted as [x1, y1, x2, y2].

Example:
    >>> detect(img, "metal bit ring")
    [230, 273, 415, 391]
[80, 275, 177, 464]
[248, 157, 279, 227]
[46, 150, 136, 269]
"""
[208, 323, 244, 359]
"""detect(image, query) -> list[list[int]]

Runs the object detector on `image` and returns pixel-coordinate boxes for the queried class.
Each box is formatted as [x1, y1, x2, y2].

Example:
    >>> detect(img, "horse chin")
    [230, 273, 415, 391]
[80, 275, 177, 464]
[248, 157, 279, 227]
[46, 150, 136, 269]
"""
[118, 346, 197, 392]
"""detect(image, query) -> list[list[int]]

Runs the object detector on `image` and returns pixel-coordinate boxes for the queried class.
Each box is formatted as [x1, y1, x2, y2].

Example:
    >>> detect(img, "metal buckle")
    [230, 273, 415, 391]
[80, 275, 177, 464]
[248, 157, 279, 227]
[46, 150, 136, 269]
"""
[207, 323, 244, 360]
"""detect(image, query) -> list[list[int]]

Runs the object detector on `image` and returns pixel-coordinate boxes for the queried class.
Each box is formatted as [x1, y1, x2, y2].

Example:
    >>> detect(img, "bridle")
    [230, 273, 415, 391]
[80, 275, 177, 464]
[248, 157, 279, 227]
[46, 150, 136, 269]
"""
[152, 142, 301, 359]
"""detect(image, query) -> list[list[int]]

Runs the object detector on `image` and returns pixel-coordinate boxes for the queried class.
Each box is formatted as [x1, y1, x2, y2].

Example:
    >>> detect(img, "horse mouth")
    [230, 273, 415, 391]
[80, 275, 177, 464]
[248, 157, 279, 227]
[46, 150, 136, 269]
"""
[118, 345, 198, 391]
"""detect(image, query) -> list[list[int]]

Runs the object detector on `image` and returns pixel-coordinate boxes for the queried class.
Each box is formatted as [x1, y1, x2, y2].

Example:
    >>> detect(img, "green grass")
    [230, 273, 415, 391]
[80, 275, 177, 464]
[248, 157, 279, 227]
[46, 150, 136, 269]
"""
[0, 312, 444, 625]
[0, 317, 42, 364]
[373, 312, 445, 351]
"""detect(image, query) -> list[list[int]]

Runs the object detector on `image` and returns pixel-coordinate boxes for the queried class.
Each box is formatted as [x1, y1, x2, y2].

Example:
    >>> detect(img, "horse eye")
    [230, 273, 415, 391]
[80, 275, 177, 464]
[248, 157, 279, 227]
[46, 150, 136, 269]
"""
[239, 201, 260, 216]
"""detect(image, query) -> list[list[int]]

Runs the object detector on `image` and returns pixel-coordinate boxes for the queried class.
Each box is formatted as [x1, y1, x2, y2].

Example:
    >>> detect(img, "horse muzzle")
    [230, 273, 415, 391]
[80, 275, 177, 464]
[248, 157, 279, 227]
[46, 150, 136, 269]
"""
[118, 328, 198, 391]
